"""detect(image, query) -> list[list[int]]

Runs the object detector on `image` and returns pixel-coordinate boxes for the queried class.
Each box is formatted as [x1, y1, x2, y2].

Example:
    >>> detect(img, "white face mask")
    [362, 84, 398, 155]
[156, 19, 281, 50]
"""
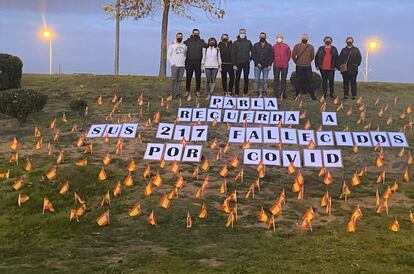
[239, 34, 246, 39]
[276, 38, 283, 43]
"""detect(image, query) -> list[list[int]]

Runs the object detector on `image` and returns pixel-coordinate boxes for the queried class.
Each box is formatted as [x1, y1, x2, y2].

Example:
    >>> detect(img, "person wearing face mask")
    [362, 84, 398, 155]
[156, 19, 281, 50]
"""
[167, 32, 187, 98]
[201, 37, 222, 96]
[252, 32, 274, 96]
[218, 34, 234, 95]
[272, 33, 291, 99]
[184, 29, 208, 97]
[315, 36, 339, 98]
[292, 33, 316, 100]
[338, 37, 362, 99]
[232, 28, 253, 96]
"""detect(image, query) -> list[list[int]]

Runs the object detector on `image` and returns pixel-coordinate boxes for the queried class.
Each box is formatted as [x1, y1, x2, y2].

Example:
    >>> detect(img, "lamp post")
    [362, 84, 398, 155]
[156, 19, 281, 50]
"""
[42, 29, 53, 75]
[364, 40, 378, 82]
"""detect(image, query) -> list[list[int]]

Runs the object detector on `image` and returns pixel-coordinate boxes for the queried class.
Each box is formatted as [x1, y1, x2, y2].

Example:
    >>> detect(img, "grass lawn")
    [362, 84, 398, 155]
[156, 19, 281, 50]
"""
[0, 74, 413, 273]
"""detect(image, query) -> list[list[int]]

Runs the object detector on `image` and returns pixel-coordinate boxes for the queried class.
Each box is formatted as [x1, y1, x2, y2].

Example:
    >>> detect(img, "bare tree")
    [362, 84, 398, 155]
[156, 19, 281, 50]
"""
[104, 0, 224, 77]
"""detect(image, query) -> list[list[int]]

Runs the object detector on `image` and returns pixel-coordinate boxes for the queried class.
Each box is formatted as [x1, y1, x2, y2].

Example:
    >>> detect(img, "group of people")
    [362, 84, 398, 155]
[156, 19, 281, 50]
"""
[167, 28, 362, 100]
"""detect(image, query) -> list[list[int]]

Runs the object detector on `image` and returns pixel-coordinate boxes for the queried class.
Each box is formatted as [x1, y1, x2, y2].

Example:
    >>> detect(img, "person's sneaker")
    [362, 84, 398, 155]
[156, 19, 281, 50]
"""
[351, 96, 356, 100]
[229, 92, 234, 96]
[330, 94, 335, 99]
[185, 91, 190, 97]
[343, 95, 349, 99]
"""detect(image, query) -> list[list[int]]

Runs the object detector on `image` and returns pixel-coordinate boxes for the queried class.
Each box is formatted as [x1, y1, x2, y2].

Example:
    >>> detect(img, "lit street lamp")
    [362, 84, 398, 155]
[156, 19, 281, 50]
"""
[364, 40, 379, 82]
[41, 29, 53, 75]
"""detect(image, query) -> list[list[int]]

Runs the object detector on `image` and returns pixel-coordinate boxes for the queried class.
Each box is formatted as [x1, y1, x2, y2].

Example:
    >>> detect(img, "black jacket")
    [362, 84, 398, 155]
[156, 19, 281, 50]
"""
[232, 36, 253, 65]
[252, 41, 274, 67]
[338, 46, 362, 75]
[184, 35, 207, 62]
[218, 41, 233, 64]
[315, 46, 339, 70]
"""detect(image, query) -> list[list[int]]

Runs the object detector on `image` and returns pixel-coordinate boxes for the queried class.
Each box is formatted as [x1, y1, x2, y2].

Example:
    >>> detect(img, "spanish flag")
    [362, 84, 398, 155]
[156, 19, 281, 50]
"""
[287, 162, 295, 174]
[113, 181, 122, 197]
[192, 166, 199, 180]
[128, 202, 141, 217]
[12, 177, 24, 190]
[376, 171, 386, 184]
[9, 153, 19, 165]
[210, 137, 218, 150]
[230, 156, 239, 168]
[84, 143, 93, 154]
[318, 167, 326, 177]
[34, 127, 41, 138]
[152, 172, 162, 187]
[186, 212, 192, 229]
[351, 171, 361, 186]
[24, 158, 32, 172]
[101, 191, 111, 207]
[35, 138, 43, 150]
[18, 194, 29, 207]
[223, 142, 230, 154]
[56, 150, 64, 164]
[258, 207, 269, 223]
[74, 192, 85, 205]
[234, 169, 244, 182]
[159, 158, 166, 169]
[222, 198, 231, 213]
[96, 95, 103, 106]
[339, 182, 351, 200]
[383, 185, 393, 200]
[200, 158, 210, 171]
[123, 173, 134, 187]
[127, 159, 137, 172]
[0, 170, 10, 180]
[75, 158, 88, 167]
[198, 203, 208, 219]
[137, 94, 144, 106]
[269, 200, 282, 216]
[46, 165, 57, 180]
[70, 208, 79, 222]
[220, 179, 227, 194]
[153, 111, 160, 124]
[53, 130, 60, 142]
[98, 168, 108, 181]
[9, 137, 18, 150]
[144, 182, 154, 196]
[59, 181, 70, 195]
[301, 207, 315, 231]
[43, 198, 55, 214]
[171, 161, 180, 174]
[225, 209, 236, 228]
[159, 193, 171, 209]
[257, 162, 266, 178]
[96, 210, 110, 226]
[175, 176, 185, 189]
[403, 169, 410, 183]
[147, 210, 156, 225]
[323, 171, 333, 185]
[409, 210, 414, 224]
[389, 217, 400, 232]
[143, 164, 151, 178]
[245, 183, 255, 199]
[219, 164, 229, 178]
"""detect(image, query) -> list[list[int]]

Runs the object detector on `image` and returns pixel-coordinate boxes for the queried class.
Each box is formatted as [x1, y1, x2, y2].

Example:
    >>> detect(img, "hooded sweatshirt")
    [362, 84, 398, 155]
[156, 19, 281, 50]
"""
[167, 40, 187, 67]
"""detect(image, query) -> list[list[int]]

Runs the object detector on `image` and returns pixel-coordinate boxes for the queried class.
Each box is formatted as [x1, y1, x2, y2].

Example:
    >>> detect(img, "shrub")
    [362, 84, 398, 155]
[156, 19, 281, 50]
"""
[0, 54, 23, 91]
[290, 71, 322, 94]
[69, 99, 88, 118]
[0, 89, 48, 124]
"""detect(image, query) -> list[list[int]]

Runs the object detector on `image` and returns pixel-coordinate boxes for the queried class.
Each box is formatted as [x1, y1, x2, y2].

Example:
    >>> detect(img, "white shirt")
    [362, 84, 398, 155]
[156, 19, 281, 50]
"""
[167, 41, 187, 67]
[202, 47, 222, 68]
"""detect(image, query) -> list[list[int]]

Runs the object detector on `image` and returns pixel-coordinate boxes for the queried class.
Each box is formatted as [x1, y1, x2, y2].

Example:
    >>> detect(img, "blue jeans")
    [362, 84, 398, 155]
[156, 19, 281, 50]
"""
[254, 66, 269, 94]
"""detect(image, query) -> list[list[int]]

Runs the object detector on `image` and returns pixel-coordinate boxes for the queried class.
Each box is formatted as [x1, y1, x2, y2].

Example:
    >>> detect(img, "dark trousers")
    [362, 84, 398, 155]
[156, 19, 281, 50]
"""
[235, 62, 250, 95]
[273, 66, 288, 98]
[320, 69, 335, 96]
[295, 66, 314, 97]
[342, 73, 358, 97]
[185, 60, 201, 92]
[221, 64, 235, 93]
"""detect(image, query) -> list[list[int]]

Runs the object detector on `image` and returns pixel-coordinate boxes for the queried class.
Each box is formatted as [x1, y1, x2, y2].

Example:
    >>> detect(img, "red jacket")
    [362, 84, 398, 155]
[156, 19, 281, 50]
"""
[272, 42, 291, 69]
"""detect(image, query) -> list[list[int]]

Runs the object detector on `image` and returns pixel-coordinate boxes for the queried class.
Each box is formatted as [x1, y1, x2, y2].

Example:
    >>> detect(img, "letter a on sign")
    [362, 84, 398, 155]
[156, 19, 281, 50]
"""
[321, 112, 337, 126]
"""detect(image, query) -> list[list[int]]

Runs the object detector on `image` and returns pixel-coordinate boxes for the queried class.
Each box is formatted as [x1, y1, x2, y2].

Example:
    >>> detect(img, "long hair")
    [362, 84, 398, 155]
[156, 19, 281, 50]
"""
[207, 37, 218, 47]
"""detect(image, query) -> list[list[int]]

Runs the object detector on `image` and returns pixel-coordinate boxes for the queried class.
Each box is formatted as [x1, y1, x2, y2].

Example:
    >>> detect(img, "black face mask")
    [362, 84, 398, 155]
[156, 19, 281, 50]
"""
[177, 38, 183, 43]
[325, 41, 331, 46]
[302, 39, 308, 44]
[193, 34, 200, 40]
[222, 38, 228, 42]
[260, 38, 266, 43]
[347, 42, 353, 47]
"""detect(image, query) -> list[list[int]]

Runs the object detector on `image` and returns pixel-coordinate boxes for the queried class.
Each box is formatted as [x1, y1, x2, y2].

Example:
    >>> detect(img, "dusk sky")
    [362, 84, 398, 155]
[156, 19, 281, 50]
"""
[1, 0, 413, 83]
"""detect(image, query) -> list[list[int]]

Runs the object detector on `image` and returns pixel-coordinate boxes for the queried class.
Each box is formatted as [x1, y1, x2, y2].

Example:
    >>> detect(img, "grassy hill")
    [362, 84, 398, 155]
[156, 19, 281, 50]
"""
[0, 74, 413, 273]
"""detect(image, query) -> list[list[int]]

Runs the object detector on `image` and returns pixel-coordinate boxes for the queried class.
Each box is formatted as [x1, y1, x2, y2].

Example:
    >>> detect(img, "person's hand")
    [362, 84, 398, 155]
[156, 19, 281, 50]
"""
[257, 63, 262, 68]
[171, 64, 176, 68]
[233, 65, 238, 71]
[201, 65, 205, 71]
[267, 66, 272, 70]
[219, 65, 222, 71]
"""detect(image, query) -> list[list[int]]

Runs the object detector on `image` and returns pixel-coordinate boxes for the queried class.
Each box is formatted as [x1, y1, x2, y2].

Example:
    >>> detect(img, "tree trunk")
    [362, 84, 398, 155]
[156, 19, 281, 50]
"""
[158, 0, 170, 77]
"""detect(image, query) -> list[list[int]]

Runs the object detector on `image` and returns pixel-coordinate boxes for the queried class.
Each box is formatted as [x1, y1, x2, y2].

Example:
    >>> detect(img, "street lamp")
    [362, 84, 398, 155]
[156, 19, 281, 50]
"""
[364, 39, 379, 82]
[41, 29, 53, 75]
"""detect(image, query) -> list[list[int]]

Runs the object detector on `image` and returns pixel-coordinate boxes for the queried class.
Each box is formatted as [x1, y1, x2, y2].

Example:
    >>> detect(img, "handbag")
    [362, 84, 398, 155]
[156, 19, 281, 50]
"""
[339, 48, 353, 73]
